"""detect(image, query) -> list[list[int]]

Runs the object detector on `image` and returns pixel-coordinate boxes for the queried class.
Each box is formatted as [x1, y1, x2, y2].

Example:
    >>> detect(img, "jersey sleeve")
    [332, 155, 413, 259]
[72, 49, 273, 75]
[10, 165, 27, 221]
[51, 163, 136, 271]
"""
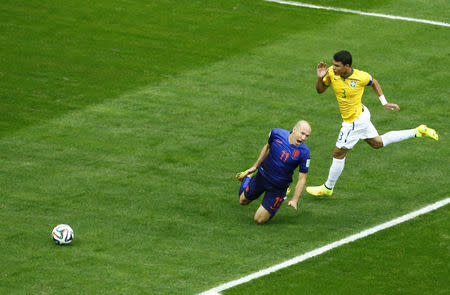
[267, 129, 275, 145]
[322, 67, 333, 86]
[362, 71, 373, 86]
[298, 148, 310, 173]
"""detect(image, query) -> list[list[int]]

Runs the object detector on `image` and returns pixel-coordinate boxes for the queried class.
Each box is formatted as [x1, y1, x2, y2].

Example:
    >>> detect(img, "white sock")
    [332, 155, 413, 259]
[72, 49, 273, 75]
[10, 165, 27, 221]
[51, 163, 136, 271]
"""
[325, 157, 346, 189]
[381, 129, 415, 147]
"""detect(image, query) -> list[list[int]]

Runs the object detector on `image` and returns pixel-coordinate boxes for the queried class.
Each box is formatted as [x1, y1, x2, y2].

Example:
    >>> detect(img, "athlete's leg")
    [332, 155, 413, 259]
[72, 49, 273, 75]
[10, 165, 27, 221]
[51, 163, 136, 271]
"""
[238, 172, 264, 206]
[367, 130, 415, 148]
[322, 119, 359, 191]
[324, 147, 349, 189]
[239, 193, 252, 205]
[365, 136, 384, 149]
[238, 174, 253, 204]
[254, 205, 272, 225]
[306, 122, 354, 197]
[332, 146, 349, 159]
[366, 125, 438, 148]
[254, 188, 287, 224]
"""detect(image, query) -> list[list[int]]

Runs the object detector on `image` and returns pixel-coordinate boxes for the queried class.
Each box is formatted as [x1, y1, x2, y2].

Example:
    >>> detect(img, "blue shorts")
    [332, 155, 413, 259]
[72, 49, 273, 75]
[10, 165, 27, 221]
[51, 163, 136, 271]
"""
[242, 172, 288, 217]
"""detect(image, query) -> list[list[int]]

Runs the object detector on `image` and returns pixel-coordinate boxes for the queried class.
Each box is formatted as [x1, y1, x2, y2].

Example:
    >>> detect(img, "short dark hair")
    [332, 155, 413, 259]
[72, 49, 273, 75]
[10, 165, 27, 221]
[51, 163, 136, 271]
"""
[333, 50, 352, 66]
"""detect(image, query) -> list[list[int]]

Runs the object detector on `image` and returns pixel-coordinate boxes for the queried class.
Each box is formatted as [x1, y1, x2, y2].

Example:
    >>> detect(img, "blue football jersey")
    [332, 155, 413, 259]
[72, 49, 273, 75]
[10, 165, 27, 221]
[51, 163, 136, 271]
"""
[258, 128, 310, 189]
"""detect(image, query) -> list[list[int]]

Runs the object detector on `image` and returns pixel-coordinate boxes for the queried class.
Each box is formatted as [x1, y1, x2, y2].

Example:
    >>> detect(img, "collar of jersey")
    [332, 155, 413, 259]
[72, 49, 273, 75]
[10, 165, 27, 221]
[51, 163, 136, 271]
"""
[343, 69, 354, 80]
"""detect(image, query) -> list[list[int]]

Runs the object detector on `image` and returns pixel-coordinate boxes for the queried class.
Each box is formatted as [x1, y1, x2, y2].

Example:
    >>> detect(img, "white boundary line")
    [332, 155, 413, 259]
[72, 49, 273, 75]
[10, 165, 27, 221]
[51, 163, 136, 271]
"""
[264, 0, 450, 27]
[199, 197, 450, 295]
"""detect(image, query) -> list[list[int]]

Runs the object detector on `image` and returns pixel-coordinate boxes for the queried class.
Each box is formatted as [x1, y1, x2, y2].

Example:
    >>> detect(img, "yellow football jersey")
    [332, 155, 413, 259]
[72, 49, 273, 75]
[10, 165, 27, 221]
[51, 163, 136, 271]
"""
[323, 67, 372, 122]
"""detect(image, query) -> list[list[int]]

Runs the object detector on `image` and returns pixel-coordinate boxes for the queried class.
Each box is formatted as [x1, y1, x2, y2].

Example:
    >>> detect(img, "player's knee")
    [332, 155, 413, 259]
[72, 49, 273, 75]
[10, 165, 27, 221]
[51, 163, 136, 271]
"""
[366, 137, 384, 149]
[370, 141, 383, 149]
[254, 209, 271, 225]
[254, 215, 268, 225]
[333, 147, 348, 159]
[239, 194, 250, 205]
[240, 199, 249, 205]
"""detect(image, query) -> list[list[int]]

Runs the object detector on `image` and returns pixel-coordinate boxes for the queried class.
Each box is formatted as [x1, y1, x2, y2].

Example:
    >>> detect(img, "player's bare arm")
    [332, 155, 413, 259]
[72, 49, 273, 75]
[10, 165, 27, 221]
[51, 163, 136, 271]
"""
[316, 62, 328, 93]
[288, 172, 307, 211]
[371, 78, 400, 111]
[243, 143, 271, 178]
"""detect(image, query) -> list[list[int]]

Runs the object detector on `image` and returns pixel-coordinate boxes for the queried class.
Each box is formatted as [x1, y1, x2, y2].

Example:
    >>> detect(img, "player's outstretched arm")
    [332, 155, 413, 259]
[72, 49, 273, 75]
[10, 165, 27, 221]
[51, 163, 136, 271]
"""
[240, 167, 257, 179]
[288, 172, 307, 211]
[316, 62, 328, 93]
[242, 143, 270, 178]
[383, 103, 400, 111]
[371, 78, 400, 111]
[317, 62, 327, 78]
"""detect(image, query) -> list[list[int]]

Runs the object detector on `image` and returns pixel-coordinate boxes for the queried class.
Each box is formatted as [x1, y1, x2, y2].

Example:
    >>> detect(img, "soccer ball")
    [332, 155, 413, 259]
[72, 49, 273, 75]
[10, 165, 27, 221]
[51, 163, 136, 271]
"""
[52, 224, 74, 245]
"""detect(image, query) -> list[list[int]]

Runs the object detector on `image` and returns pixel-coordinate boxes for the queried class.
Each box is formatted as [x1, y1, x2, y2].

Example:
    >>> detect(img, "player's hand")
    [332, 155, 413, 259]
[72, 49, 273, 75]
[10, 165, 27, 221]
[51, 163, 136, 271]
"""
[317, 62, 327, 78]
[288, 200, 298, 211]
[244, 167, 257, 178]
[383, 103, 400, 111]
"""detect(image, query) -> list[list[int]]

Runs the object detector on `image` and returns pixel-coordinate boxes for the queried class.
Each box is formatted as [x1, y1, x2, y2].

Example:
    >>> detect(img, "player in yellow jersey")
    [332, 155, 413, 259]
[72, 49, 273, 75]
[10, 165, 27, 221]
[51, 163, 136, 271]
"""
[306, 50, 438, 197]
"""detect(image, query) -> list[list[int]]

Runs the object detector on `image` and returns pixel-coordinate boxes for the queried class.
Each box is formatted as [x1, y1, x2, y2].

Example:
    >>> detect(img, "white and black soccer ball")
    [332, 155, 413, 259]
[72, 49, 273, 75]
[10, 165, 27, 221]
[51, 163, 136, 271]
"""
[52, 224, 74, 245]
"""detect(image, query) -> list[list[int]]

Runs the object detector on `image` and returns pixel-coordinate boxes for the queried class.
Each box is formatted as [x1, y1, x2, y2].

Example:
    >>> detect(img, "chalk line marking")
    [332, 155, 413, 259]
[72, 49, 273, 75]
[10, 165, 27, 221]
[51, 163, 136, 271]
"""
[199, 197, 450, 294]
[264, 0, 450, 28]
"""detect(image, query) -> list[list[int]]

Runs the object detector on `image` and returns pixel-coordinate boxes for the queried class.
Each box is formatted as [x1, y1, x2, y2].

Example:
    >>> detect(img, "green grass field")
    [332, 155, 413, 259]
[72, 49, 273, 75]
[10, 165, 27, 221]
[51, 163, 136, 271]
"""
[224, 205, 450, 295]
[1, 1, 449, 294]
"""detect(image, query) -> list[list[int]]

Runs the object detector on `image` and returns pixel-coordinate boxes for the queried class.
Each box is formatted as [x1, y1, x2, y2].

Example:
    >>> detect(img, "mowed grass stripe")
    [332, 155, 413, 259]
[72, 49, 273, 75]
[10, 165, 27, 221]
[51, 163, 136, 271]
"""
[1, 2, 449, 294]
[0, 0, 318, 137]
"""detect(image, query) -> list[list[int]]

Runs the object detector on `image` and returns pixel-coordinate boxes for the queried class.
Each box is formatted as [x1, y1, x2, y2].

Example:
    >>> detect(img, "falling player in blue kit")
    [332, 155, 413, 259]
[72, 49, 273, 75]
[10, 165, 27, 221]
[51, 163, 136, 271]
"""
[236, 120, 311, 224]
